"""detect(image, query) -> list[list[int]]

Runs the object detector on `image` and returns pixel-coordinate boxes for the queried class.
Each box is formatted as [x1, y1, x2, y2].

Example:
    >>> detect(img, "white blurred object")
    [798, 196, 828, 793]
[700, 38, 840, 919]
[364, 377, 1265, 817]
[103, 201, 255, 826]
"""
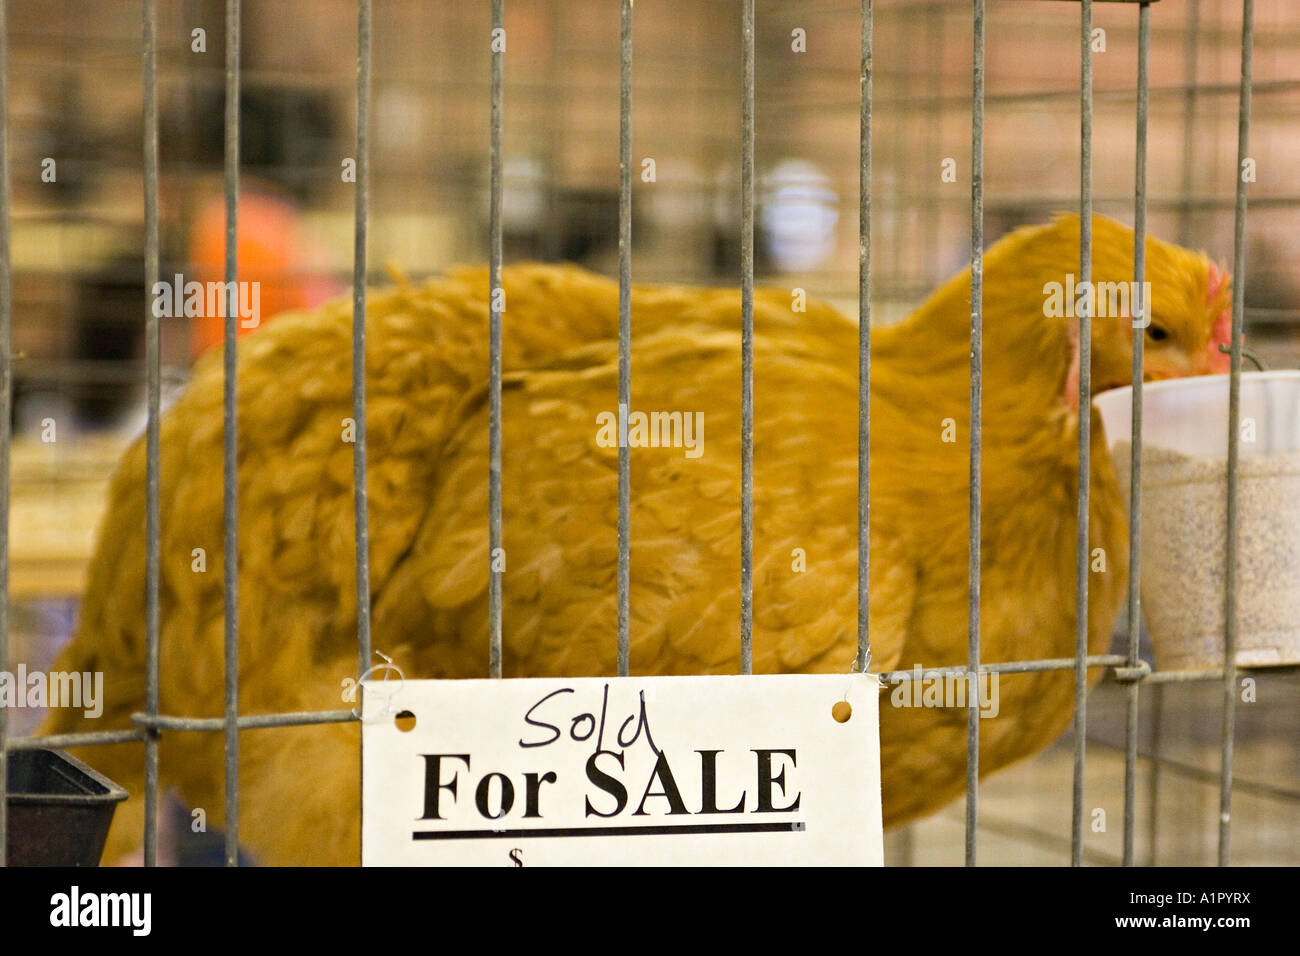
[760, 159, 838, 273]
[502, 156, 548, 234]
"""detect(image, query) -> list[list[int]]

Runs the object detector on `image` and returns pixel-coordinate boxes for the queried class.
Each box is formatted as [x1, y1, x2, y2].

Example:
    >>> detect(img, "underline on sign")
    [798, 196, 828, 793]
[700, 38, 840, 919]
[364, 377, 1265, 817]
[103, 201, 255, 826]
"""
[412, 821, 806, 840]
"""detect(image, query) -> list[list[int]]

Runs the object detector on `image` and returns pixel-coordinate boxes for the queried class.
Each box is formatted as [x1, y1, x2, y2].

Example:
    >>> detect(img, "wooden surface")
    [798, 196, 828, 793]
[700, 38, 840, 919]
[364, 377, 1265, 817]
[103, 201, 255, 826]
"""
[8, 433, 127, 599]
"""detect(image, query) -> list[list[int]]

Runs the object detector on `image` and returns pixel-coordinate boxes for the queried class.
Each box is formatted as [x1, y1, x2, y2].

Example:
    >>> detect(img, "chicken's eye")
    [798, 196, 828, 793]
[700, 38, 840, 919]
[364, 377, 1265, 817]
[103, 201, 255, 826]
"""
[1146, 324, 1170, 342]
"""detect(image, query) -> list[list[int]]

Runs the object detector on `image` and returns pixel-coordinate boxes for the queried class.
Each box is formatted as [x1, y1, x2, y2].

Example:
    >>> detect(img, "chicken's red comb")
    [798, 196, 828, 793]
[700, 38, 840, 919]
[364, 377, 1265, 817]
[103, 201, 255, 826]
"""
[1206, 262, 1232, 373]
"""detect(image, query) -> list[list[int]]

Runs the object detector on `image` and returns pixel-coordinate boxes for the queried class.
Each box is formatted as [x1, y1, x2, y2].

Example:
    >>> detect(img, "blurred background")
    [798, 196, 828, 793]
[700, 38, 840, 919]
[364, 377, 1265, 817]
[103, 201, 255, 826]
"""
[4, 0, 1298, 864]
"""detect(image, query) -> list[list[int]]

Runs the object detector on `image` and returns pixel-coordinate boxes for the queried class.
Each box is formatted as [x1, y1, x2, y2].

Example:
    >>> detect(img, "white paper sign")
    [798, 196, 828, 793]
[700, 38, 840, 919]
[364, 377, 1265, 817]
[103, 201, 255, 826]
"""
[362, 674, 883, 866]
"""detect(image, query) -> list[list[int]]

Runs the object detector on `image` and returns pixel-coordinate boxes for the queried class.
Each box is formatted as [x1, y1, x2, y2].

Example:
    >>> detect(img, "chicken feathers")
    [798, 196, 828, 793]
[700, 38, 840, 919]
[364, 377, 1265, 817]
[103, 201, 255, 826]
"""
[44, 214, 1230, 864]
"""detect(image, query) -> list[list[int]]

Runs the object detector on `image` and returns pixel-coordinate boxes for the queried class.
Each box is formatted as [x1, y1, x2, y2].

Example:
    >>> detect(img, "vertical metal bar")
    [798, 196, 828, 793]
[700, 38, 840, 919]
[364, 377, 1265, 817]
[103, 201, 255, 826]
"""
[178, 0, 200, 364]
[222, 0, 241, 867]
[1177, 0, 1201, 248]
[923, 7, 942, 288]
[617, 0, 632, 678]
[0, 0, 10, 870]
[351, 9, 372, 867]
[1146, 682, 1162, 864]
[1153, 0, 1190, 866]
[966, 0, 985, 869]
[1123, 0, 1151, 869]
[739, 0, 754, 675]
[1220, 0, 1253, 868]
[1072, 0, 1094, 869]
[142, 0, 162, 869]
[353, 0, 372, 680]
[488, 0, 504, 680]
[856, 0, 872, 675]
[896, 13, 915, 283]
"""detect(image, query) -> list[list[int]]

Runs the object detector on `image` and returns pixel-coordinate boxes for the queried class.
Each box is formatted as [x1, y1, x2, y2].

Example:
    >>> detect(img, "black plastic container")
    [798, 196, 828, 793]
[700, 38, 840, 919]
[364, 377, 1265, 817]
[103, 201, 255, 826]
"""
[5, 749, 128, 866]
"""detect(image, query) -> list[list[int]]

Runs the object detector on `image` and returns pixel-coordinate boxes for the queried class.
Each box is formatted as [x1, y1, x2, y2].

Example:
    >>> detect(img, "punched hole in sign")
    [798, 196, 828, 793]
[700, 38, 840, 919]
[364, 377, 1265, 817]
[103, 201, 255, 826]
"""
[394, 710, 417, 733]
[831, 700, 852, 723]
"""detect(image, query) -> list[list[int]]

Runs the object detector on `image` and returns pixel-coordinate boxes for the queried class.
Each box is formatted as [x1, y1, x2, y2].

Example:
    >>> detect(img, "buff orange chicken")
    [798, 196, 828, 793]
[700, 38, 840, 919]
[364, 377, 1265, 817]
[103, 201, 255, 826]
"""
[43, 213, 1234, 865]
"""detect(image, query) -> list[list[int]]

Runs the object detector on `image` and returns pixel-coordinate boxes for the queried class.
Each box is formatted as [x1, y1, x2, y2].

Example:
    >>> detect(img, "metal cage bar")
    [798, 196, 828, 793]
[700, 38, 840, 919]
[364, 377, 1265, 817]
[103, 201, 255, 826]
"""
[353, 0, 373, 689]
[1122, 0, 1151, 869]
[141, 0, 161, 869]
[1177, 0, 1201, 247]
[856, 0, 872, 676]
[222, 0, 242, 869]
[352, 1, 373, 871]
[1152, 0, 1199, 866]
[488, 0, 504, 681]
[0, 0, 9, 872]
[739, 0, 755, 675]
[1071, 0, 1094, 869]
[617, 0, 632, 679]
[1220, 0, 1254, 868]
[965, 0, 986, 869]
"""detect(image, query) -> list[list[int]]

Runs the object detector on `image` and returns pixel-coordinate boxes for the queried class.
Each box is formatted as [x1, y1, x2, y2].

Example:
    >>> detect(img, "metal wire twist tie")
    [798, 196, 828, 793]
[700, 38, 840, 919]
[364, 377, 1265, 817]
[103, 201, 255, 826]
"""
[354, 650, 406, 723]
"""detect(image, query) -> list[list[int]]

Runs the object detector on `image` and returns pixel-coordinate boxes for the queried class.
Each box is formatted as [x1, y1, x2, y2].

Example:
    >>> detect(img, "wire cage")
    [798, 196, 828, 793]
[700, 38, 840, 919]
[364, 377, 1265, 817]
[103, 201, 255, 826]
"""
[0, 0, 1297, 867]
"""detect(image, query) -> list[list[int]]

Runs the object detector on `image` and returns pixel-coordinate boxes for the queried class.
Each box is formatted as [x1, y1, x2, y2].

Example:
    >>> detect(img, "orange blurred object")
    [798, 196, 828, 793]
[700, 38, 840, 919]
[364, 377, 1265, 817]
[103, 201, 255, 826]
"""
[187, 189, 342, 358]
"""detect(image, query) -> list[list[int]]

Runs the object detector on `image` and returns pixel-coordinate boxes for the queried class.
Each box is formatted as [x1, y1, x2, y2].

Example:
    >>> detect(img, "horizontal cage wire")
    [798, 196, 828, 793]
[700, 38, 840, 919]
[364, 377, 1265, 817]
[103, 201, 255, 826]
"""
[0, 0, 1296, 868]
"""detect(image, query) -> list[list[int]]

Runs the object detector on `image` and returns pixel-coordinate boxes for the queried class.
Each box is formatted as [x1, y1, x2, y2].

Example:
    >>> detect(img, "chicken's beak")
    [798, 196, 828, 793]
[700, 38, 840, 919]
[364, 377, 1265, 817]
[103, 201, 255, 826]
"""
[1142, 350, 1223, 384]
